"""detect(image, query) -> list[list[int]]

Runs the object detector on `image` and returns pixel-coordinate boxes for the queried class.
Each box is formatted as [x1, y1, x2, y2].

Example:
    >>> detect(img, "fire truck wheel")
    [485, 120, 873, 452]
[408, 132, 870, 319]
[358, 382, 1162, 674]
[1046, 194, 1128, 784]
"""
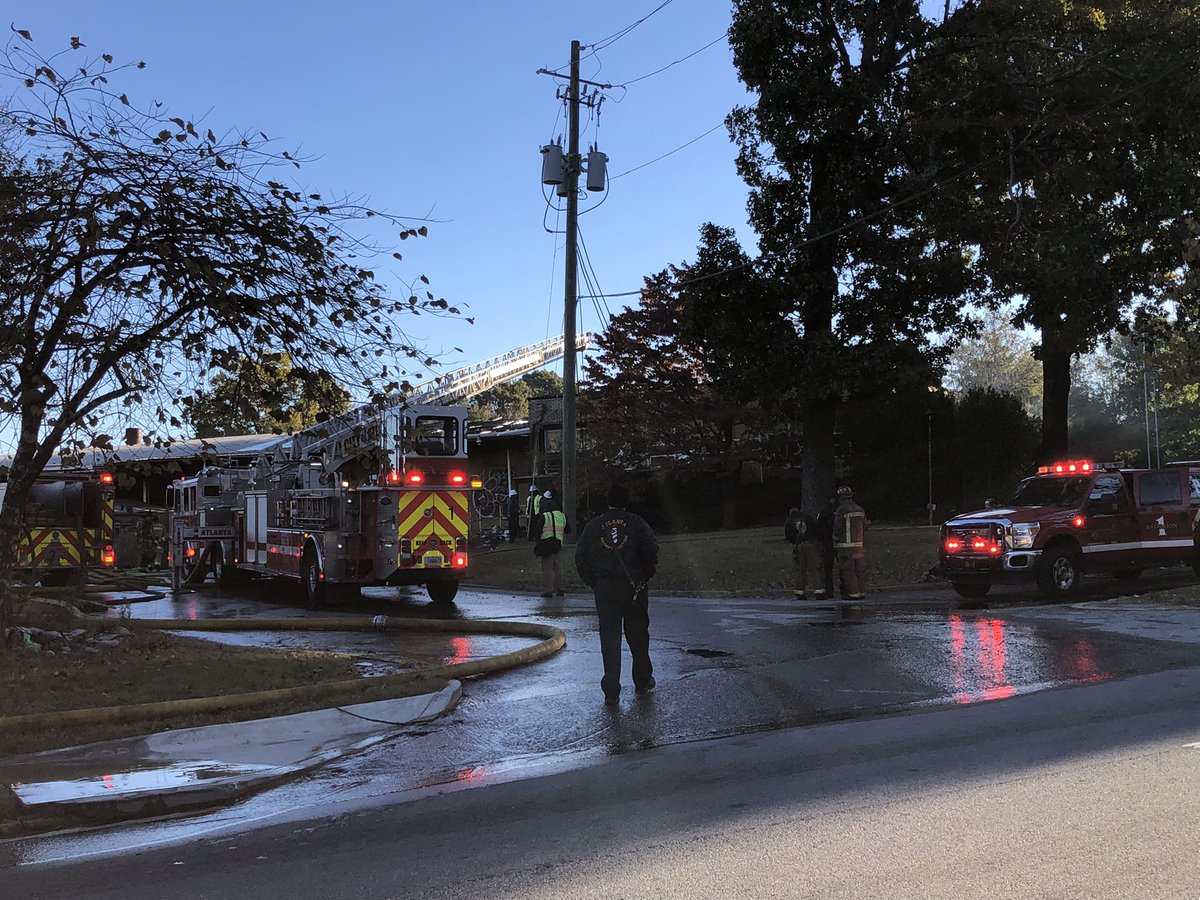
[211, 546, 231, 588]
[426, 580, 459, 605]
[1037, 545, 1080, 598]
[950, 580, 991, 599]
[301, 551, 326, 609]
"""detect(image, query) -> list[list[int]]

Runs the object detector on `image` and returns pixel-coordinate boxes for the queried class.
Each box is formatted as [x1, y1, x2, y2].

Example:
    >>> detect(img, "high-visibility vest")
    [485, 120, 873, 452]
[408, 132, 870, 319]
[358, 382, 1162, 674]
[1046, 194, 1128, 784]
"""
[540, 509, 566, 542]
[527, 494, 542, 518]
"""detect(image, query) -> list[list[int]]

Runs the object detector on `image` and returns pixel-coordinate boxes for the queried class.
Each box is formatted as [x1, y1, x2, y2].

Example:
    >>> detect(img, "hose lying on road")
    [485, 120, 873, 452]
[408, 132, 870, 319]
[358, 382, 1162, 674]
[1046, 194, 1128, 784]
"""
[0, 616, 566, 736]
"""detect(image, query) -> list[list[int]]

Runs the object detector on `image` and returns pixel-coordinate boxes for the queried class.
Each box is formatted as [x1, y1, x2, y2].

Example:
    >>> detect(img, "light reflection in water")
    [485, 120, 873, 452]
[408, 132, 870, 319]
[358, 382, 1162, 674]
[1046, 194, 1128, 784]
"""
[948, 613, 1015, 703]
[947, 614, 1104, 704]
[444, 636, 472, 665]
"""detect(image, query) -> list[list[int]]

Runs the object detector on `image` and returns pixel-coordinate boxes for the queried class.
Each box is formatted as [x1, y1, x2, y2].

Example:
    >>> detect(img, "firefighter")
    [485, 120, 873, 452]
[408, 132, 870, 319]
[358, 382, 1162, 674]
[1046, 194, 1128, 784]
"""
[575, 483, 659, 707]
[505, 488, 520, 542]
[833, 485, 868, 601]
[534, 492, 569, 597]
[525, 482, 542, 540]
[785, 505, 820, 601]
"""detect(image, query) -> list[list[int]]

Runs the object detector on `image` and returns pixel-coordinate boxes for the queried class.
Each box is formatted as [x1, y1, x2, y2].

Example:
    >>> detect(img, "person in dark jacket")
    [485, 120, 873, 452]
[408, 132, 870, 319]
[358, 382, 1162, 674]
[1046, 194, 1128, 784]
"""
[785, 505, 820, 600]
[525, 482, 542, 540]
[505, 488, 520, 542]
[814, 494, 839, 600]
[574, 483, 659, 706]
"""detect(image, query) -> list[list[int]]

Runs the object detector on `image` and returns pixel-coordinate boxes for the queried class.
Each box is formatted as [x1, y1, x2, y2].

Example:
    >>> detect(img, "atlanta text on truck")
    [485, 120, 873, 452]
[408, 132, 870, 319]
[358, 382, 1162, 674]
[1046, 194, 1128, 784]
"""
[168, 402, 481, 606]
[940, 459, 1200, 599]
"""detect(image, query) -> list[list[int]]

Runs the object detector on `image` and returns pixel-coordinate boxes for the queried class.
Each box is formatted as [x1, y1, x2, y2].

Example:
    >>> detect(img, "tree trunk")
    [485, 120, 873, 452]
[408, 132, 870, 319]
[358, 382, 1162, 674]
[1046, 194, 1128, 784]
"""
[1039, 326, 1073, 462]
[0, 458, 36, 640]
[801, 397, 838, 519]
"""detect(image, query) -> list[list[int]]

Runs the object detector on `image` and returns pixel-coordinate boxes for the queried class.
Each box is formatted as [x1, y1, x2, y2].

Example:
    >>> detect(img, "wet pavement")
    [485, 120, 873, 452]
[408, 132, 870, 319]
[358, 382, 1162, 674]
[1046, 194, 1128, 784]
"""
[3, 572, 1199, 865]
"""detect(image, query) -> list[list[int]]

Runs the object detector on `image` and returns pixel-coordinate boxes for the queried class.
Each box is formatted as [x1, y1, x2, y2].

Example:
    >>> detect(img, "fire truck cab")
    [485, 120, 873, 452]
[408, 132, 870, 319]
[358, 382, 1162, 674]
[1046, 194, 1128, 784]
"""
[940, 460, 1200, 599]
[169, 403, 479, 607]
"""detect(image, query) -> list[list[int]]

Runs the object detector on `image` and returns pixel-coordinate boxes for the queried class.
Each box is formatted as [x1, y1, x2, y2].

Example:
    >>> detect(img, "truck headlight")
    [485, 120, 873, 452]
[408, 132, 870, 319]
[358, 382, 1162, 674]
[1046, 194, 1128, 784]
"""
[1009, 522, 1039, 550]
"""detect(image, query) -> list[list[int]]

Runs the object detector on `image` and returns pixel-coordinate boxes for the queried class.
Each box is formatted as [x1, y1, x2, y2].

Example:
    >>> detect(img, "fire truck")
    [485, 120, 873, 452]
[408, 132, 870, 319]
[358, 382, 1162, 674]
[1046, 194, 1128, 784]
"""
[0, 469, 116, 586]
[940, 459, 1200, 599]
[168, 403, 480, 606]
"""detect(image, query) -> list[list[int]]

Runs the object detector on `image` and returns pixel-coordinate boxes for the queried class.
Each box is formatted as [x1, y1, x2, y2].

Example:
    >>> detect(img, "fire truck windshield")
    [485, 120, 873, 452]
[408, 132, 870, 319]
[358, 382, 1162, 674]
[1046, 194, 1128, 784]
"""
[404, 416, 460, 456]
[1008, 475, 1091, 508]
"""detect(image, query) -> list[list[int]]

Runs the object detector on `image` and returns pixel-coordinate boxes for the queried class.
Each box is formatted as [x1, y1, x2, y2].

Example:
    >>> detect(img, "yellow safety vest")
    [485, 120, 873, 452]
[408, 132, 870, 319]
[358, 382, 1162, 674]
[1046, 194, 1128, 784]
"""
[540, 510, 566, 541]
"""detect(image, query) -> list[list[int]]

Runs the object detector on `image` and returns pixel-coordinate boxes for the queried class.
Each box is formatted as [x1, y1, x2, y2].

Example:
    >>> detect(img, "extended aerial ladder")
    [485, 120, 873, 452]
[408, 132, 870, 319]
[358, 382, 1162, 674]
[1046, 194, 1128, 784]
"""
[282, 332, 593, 469]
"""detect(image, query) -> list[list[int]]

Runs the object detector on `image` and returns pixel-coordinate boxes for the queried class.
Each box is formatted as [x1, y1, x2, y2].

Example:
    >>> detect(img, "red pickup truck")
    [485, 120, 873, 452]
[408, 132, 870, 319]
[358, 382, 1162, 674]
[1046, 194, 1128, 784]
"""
[940, 460, 1200, 599]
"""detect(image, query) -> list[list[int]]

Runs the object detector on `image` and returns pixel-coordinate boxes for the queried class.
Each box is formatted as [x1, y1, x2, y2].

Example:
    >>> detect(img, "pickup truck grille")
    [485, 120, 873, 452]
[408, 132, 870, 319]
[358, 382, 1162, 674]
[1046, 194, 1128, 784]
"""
[944, 522, 1003, 552]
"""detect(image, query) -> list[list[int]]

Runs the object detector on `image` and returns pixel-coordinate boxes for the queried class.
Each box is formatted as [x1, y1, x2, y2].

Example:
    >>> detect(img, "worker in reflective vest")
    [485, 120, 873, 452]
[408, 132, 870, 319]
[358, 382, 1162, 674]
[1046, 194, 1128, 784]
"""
[535, 493, 568, 597]
[832, 485, 868, 600]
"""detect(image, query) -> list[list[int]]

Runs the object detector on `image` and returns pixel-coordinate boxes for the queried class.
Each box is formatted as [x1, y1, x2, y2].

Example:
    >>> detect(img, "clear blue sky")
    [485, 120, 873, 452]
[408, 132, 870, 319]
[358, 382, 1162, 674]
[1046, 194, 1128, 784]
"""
[17, 1, 755, 386]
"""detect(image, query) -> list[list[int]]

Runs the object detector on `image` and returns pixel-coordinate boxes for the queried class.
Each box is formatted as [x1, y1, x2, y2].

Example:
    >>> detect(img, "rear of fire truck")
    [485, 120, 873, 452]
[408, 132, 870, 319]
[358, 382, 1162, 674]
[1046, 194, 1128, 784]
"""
[2, 470, 116, 586]
[383, 406, 480, 604]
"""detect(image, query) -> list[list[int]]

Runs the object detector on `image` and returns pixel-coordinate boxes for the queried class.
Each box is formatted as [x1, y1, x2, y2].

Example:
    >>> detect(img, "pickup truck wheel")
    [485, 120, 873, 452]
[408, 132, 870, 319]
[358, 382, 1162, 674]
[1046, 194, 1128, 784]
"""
[1037, 546, 1080, 598]
[950, 581, 991, 599]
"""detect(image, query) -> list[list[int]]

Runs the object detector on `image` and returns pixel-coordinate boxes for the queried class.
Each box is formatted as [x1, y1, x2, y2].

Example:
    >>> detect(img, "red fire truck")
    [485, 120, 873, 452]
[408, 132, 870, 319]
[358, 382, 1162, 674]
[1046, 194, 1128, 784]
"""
[0, 469, 116, 586]
[940, 459, 1200, 599]
[169, 403, 480, 606]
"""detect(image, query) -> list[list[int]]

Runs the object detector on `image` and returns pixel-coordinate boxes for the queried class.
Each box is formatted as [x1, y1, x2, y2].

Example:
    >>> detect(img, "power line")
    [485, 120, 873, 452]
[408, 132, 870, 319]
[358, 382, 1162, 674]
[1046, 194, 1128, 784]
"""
[582, 44, 1200, 301]
[584, 0, 675, 56]
[610, 121, 726, 180]
[613, 33, 727, 87]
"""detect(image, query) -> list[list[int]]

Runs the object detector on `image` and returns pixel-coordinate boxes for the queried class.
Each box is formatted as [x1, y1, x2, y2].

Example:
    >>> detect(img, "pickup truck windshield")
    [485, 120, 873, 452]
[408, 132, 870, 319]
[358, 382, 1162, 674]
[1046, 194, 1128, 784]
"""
[1008, 476, 1091, 508]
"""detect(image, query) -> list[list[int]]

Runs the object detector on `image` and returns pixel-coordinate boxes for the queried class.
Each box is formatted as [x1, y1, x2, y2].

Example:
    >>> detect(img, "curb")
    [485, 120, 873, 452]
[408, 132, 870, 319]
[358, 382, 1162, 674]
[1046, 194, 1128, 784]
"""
[0, 615, 565, 737]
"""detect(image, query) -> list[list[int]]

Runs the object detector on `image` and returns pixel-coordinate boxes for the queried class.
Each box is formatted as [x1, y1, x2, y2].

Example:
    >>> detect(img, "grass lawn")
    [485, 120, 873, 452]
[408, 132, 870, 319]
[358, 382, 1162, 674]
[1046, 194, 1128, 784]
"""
[470, 524, 945, 595]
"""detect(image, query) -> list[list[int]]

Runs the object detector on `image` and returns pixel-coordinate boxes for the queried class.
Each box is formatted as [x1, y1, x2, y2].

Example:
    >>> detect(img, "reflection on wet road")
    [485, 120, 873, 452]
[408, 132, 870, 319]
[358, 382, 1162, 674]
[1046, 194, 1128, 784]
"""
[9, 582, 1193, 862]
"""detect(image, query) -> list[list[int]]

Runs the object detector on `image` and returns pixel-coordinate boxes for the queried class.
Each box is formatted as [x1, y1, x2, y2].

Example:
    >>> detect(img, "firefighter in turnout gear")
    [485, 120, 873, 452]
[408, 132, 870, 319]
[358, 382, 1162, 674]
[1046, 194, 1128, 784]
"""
[833, 486, 868, 600]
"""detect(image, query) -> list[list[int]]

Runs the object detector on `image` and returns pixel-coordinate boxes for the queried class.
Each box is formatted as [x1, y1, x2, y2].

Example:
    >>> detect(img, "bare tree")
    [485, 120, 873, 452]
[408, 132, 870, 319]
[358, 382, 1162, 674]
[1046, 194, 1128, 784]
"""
[0, 29, 465, 632]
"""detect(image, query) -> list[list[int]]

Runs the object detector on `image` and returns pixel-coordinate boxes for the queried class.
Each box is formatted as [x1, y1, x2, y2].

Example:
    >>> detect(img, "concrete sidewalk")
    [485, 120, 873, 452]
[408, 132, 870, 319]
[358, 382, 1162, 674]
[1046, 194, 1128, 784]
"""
[0, 681, 461, 817]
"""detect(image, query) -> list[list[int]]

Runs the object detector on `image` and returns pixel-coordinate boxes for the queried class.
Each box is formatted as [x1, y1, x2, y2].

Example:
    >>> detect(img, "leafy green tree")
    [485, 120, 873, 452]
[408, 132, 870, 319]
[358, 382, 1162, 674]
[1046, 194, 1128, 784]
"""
[727, 0, 978, 519]
[582, 225, 788, 527]
[468, 370, 563, 422]
[185, 353, 350, 437]
[910, 0, 1200, 459]
[949, 388, 1040, 511]
[944, 308, 1042, 417]
[0, 31, 459, 632]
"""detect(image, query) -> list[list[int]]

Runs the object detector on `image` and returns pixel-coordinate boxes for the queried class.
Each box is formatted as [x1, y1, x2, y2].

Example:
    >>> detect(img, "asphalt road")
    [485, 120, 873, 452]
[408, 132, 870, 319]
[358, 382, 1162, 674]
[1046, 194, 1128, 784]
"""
[3, 575, 1200, 896]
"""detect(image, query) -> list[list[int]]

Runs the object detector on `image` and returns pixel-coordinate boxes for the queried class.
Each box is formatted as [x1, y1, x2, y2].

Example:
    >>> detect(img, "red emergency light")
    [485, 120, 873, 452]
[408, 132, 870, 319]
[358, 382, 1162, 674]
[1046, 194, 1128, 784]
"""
[385, 471, 402, 485]
[453, 552, 467, 568]
[1073, 515, 1086, 529]
[99, 471, 114, 485]
[448, 472, 467, 486]
[102, 544, 115, 566]
[945, 538, 962, 552]
[1037, 460, 1094, 476]
[406, 471, 425, 485]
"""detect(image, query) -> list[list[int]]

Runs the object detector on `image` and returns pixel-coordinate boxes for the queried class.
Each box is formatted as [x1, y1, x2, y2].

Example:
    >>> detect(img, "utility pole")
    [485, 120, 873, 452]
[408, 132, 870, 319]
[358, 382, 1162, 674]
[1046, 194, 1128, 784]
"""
[537, 44, 609, 536]
[561, 39, 581, 538]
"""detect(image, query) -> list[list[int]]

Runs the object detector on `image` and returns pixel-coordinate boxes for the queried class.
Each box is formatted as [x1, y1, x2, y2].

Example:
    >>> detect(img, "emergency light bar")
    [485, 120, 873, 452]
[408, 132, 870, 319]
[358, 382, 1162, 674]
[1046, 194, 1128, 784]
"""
[1037, 460, 1093, 476]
